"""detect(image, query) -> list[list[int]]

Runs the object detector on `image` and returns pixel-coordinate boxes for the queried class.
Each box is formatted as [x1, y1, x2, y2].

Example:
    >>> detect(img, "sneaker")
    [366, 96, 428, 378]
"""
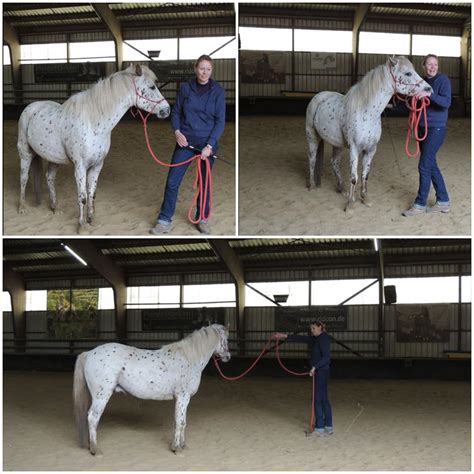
[402, 205, 426, 217]
[306, 429, 327, 438]
[196, 220, 212, 235]
[324, 426, 334, 435]
[426, 202, 450, 214]
[149, 222, 171, 235]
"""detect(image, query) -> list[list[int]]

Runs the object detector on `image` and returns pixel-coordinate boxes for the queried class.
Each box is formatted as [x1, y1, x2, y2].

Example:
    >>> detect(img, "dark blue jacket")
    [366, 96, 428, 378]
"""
[420, 73, 451, 128]
[287, 332, 331, 370]
[171, 78, 226, 149]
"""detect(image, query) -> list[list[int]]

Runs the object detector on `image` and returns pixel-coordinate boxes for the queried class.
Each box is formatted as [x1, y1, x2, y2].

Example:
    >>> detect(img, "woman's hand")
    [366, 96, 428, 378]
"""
[201, 144, 213, 160]
[309, 367, 316, 377]
[175, 130, 188, 147]
[273, 332, 288, 340]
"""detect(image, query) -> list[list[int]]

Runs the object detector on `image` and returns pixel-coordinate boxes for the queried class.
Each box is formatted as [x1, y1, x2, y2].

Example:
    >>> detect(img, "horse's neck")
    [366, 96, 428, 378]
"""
[101, 96, 134, 131]
[366, 68, 394, 115]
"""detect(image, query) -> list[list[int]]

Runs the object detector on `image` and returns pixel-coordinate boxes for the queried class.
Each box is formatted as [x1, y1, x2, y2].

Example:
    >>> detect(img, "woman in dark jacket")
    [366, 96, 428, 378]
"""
[150, 54, 226, 235]
[274, 321, 333, 437]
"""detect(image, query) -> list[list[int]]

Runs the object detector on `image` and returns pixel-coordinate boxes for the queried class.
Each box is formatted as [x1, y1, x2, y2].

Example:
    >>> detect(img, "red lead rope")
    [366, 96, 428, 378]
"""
[132, 108, 213, 224]
[405, 96, 430, 158]
[213, 336, 315, 432]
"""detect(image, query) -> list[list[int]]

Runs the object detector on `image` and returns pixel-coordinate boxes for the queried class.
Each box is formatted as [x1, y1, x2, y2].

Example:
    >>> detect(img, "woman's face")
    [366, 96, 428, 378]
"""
[310, 324, 322, 336]
[195, 60, 213, 84]
[423, 57, 439, 79]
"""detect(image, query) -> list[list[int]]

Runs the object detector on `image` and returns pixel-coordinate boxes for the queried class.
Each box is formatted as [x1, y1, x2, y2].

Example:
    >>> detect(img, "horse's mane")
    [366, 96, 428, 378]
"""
[61, 66, 157, 125]
[165, 324, 223, 364]
[344, 61, 392, 112]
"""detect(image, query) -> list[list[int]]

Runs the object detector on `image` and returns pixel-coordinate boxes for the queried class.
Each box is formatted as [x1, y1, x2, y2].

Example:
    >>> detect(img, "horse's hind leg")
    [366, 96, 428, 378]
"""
[46, 163, 61, 213]
[345, 147, 359, 212]
[88, 391, 113, 456]
[86, 161, 104, 225]
[331, 147, 344, 193]
[172, 392, 191, 452]
[17, 145, 35, 214]
[361, 148, 377, 207]
[306, 126, 321, 190]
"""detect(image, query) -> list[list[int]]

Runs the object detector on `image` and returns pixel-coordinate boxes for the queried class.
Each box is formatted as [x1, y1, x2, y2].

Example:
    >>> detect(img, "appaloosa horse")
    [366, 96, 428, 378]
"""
[17, 64, 170, 232]
[73, 324, 230, 455]
[306, 55, 432, 211]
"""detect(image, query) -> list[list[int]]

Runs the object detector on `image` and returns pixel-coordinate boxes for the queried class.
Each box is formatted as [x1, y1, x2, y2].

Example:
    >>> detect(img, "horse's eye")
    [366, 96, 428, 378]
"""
[405, 72, 412, 77]
[150, 85, 156, 90]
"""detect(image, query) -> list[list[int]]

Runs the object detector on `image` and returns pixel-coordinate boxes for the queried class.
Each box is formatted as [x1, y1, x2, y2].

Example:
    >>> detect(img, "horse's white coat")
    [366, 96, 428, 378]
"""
[17, 64, 170, 231]
[73, 324, 230, 454]
[306, 56, 432, 210]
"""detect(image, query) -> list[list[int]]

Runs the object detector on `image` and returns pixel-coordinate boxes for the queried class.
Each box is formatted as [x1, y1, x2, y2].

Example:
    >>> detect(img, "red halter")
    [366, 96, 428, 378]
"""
[388, 64, 425, 94]
[132, 78, 167, 114]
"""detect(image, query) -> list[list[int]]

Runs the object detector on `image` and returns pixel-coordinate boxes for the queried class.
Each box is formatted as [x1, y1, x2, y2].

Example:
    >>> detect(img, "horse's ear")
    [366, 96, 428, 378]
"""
[135, 64, 143, 77]
[388, 56, 398, 67]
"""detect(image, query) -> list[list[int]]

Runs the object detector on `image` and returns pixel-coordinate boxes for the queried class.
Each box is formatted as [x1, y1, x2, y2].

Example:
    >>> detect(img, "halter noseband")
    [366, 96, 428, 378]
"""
[388, 64, 424, 94]
[132, 78, 167, 113]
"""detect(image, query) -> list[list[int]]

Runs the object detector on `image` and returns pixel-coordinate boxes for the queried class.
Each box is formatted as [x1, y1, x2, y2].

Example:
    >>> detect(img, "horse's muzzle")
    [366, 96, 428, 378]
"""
[157, 105, 170, 119]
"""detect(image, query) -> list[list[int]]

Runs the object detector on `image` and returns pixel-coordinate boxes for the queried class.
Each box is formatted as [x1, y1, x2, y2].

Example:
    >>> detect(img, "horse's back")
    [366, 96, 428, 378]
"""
[307, 91, 345, 148]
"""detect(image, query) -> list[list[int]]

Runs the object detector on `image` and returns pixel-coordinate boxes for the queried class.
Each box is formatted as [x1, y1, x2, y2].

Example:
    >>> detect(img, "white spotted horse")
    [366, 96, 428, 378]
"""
[306, 55, 432, 211]
[17, 64, 170, 233]
[73, 324, 230, 454]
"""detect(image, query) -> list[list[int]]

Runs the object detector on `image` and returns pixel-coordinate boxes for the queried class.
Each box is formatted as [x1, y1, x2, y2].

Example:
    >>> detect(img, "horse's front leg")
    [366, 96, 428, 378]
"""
[86, 161, 105, 225]
[361, 148, 377, 207]
[171, 392, 191, 452]
[306, 126, 320, 190]
[345, 147, 359, 212]
[73, 163, 87, 233]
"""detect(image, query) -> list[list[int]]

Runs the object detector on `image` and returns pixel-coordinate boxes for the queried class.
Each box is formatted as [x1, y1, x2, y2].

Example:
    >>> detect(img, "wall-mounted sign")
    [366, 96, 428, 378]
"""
[240, 50, 286, 84]
[310, 53, 337, 70]
[275, 306, 348, 332]
[396, 304, 450, 342]
[148, 60, 195, 82]
[34, 62, 107, 83]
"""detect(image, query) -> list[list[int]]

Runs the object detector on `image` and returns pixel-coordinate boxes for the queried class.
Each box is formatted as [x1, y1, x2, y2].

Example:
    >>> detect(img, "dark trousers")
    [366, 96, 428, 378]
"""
[157, 137, 216, 223]
[414, 126, 449, 207]
[314, 368, 333, 429]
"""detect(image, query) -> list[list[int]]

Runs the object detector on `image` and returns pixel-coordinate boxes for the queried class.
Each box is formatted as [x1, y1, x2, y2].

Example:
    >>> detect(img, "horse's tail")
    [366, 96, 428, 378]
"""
[31, 155, 43, 205]
[73, 352, 91, 448]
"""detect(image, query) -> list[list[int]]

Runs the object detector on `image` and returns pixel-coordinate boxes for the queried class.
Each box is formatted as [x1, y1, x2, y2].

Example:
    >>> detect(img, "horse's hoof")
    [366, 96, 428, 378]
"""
[86, 216, 94, 225]
[344, 202, 354, 213]
[361, 196, 373, 207]
[52, 207, 64, 215]
[77, 225, 89, 235]
[18, 206, 26, 214]
[307, 182, 316, 191]
[336, 186, 344, 194]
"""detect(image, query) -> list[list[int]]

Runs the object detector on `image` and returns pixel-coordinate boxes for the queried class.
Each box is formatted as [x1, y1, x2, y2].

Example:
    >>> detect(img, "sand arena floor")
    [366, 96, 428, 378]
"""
[3, 120, 235, 236]
[239, 116, 470, 236]
[3, 371, 470, 471]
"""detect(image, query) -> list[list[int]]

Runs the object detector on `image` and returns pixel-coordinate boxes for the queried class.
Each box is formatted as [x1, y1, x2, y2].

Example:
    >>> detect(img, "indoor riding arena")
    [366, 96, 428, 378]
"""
[239, 3, 471, 236]
[3, 4, 236, 236]
[3, 238, 471, 471]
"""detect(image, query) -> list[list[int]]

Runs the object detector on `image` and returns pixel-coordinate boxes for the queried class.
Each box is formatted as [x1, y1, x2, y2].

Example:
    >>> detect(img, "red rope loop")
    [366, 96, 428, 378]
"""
[405, 96, 430, 158]
[134, 108, 213, 224]
[213, 335, 315, 432]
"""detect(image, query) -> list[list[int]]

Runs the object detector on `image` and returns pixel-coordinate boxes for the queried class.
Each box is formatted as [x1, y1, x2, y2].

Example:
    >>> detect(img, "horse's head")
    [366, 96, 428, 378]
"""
[128, 64, 170, 119]
[388, 56, 432, 97]
[212, 324, 231, 362]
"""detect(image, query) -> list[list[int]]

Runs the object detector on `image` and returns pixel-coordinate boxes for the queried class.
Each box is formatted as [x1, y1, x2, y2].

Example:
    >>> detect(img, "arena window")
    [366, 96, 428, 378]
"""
[20, 43, 67, 64]
[2, 291, 12, 312]
[245, 281, 309, 306]
[412, 34, 461, 57]
[179, 36, 236, 59]
[311, 279, 379, 305]
[69, 41, 115, 63]
[123, 38, 178, 61]
[4, 46, 11, 65]
[126, 286, 180, 309]
[183, 284, 235, 308]
[384, 277, 463, 304]
[294, 29, 352, 53]
[239, 27, 292, 51]
[359, 32, 410, 55]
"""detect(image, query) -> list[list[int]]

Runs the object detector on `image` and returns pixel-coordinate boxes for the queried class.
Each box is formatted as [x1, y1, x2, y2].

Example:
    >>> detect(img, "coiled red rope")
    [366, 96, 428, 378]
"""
[132, 108, 212, 224]
[405, 96, 430, 158]
[213, 336, 315, 432]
